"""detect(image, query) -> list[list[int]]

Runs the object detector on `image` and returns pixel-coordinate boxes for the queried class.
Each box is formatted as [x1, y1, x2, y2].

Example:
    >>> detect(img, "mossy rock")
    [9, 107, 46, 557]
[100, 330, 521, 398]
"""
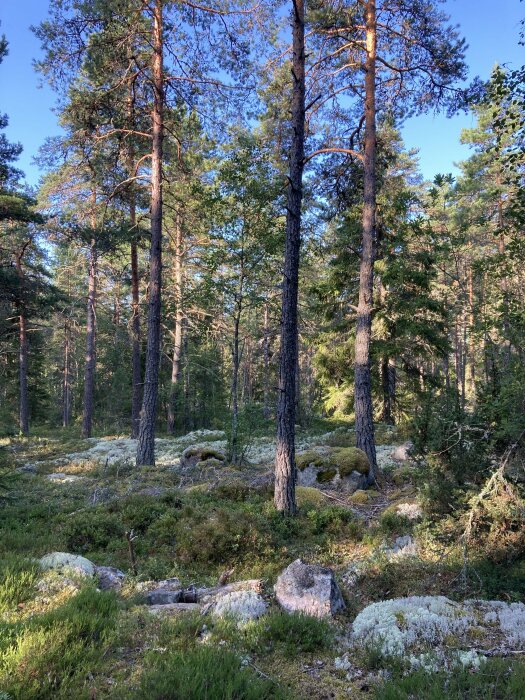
[392, 465, 415, 486]
[316, 468, 338, 483]
[329, 447, 369, 476]
[349, 489, 370, 505]
[199, 458, 224, 470]
[181, 446, 226, 470]
[296, 486, 326, 507]
[296, 450, 326, 471]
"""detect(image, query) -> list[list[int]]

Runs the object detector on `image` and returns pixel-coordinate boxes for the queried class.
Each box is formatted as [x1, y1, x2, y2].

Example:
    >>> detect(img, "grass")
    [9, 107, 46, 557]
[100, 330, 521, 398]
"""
[375, 659, 525, 700]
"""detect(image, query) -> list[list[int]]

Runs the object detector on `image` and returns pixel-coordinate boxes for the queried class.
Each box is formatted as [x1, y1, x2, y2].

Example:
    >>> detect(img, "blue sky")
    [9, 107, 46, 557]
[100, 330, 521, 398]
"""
[0, 0, 523, 187]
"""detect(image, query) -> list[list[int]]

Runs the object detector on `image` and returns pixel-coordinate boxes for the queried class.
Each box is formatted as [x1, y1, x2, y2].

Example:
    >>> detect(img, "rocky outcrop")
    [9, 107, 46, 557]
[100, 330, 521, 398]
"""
[95, 566, 126, 591]
[180, 446, 226, 470]
[274, 559, 345, 618]
[210, 590, 268, 622]
[296, 447, 369, 493]
[39, 552, 95, 577]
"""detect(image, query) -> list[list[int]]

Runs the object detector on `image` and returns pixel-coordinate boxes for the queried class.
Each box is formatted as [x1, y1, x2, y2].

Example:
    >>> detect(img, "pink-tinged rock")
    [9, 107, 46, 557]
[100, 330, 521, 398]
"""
[274, 559, 345, 618]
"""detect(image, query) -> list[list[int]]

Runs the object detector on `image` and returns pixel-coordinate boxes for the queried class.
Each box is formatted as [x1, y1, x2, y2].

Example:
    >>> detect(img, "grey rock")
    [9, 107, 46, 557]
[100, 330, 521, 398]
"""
[145, 588, 183, 605]
[340, 470, 366, 493]
[274, 559, 345, 618]
[384, 535, 418, 559]
[45, 473, 83, 483]
[391, 442, 413, 462]
[40, 552, 95, 577]
[210, 590, 268, 622]
[17, 463, 37, 474]
[147, 602, 201, 615]
[95, 566, 126, 591]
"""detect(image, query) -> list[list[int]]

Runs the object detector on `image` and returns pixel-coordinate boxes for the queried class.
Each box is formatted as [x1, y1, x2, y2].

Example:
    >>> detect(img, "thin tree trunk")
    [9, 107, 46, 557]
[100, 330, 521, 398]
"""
[230, 314, 240, 463]
[15, 242, 30, 436]
[137, 0, 164, 466]
[354, 0, 378, 484]
[183, 320, 191, 432]
[263, 300, 270, 420]
[63, 319, 71, 428]
[274, 0, 305, 515]
[82, 230, 97, 439]
[167, 219, 184, 434]
[381, 356, 396, 425]
[467, 263, 476, 402]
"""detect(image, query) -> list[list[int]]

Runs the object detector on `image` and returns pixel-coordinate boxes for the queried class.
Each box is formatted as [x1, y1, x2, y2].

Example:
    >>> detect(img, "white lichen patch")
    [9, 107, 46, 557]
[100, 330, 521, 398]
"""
[211, 590, 268, 623]
[395, 502, 422, 521]
[352, 596, 525, 660]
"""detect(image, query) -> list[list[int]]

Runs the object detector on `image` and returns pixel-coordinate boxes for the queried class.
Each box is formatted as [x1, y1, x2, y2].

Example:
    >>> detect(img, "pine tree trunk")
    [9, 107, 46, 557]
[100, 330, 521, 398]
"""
[467, 263, 476, 402]
[62, 319, 71, 428]
[19, 313, 29, 436]
[354, 0, 378, 484]
[15, 244, 29, 436]
[263, 300, 270, 420]
[274, 0, 305, 515]
[167, 219, 184, 434]
[130, 239, 142, 437]
[381, 357, 396, 425]
[137, 0, 164, 466]
[230, 314, 240, 464]
[82, 234, 97, 439]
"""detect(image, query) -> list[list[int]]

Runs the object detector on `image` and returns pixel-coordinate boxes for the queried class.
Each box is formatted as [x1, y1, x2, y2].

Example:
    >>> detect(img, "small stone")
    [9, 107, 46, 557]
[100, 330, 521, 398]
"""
[45, 473, 83, 483]
[391, 442, 413, 462]
[95, 566, 125, 591]
[145, 588, 183, 605]
[274, 559, 345, 618]
[334, 655, 351, 671]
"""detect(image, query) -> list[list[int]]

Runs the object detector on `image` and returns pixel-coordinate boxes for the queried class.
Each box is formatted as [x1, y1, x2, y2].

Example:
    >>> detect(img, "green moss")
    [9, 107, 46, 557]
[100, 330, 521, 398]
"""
[349, 489, 370, 504]
[296, 486, 326, 507]
[295, 450, 326, 471]
[316, 468, 337, 483]
[329, 447, 370, 476]
[200, 449, 225, 461]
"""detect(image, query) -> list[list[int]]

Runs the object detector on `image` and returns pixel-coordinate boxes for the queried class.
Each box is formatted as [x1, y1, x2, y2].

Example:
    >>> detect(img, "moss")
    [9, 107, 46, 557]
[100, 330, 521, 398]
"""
[349, 489, 370, 504]
[198, 458, 224, 469]
[295, 450, 326, 471]
[392, 465, 415, 486]
[296, 486, 326, 507]
[316, 468, 337, 483]
[329, 447, 370, 476]
[200, 449, 225, 462]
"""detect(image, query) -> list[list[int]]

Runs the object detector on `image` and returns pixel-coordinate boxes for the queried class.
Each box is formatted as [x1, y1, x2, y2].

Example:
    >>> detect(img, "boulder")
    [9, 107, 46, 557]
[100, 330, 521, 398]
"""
[180, 446, 226, 470]
[391, 442, 413, 462]
[39, 552, 95, 577]
[274, 559, 345, 618]
[210, 590, 268, 623]
[383, 535, 418, 559]
[95, 565, 126, 591]
[295, 447, 369, 493]
[145, 588, 183, 605]
[145, 577, 184, 605]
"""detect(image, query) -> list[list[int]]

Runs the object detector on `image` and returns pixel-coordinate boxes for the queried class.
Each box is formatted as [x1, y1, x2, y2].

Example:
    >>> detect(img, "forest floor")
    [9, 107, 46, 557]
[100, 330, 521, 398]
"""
[1, 423, 524, 699]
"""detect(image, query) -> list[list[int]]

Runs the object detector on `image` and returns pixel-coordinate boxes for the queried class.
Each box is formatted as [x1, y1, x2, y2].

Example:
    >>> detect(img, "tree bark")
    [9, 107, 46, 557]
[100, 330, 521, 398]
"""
[15, 245, 29, 436]
[167, 219, 184, 434]
[82, 232, 97, 439]
[136, 0, 164, 466]
[62, 318, 71, 428]
[354, 0, 378, 484]
[380, 356, 396, 425]
[230, 314, 241, 463]
[130, 238, 142, 437]
[274, 0, 305, 515]
[263, 300, 270, 420]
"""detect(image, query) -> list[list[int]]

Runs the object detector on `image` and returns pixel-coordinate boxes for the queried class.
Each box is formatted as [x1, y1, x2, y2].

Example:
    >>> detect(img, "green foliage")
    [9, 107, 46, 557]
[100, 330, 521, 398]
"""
[378, 510, 413, 536]
[0, 556, 40, 615]
[134, 646, 288, 700]
[0, 586, 119, 699]
[252, 611, 334, 658]
[375, 659, 525, 700]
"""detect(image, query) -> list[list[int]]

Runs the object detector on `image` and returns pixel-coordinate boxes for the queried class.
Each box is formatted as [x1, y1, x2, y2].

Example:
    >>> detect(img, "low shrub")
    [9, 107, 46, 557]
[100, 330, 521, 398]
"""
[133, 646, 288, 700]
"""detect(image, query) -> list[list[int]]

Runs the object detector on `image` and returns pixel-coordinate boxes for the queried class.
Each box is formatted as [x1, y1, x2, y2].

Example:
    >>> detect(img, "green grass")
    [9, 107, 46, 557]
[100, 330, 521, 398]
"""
[0, 555, 40, 615]
[132, 646, 290, 700]
[375, 659, 525, 700]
